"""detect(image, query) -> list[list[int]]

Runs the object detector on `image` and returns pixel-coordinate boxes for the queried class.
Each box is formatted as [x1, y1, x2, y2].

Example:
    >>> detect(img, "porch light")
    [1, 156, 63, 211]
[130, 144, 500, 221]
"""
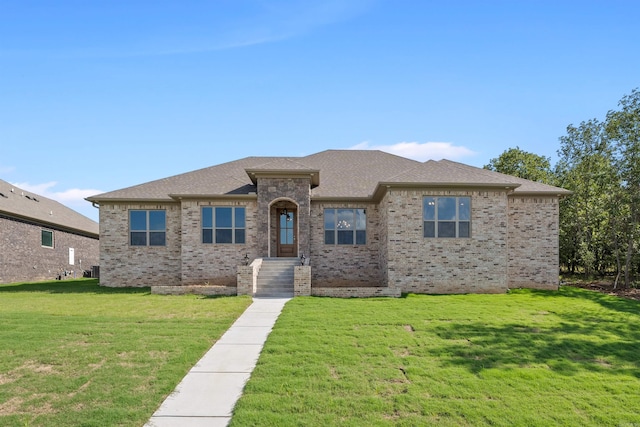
[300, 253, 306, 265]
[243, 253, 249, 266]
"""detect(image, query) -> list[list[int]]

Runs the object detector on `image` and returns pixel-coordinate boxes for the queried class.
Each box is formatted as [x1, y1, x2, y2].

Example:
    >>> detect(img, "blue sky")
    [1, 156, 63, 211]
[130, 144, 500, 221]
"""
[1, 0, 639, 222]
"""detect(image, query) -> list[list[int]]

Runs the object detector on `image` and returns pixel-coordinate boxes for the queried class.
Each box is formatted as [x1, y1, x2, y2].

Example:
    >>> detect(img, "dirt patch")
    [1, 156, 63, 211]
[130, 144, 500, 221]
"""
[565, 281, 640, 301]
[0, 397, 23, 416]
[403, 324, 415, 333]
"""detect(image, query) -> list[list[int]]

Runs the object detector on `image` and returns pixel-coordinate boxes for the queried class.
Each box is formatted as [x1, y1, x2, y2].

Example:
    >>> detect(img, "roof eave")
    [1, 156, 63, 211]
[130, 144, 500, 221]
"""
[0, 211, 99, 239]
[511, 190, 573, 197]
[85, 197, 177, 204]
[245, 169, 320, 186]
[371, 182, 521, 201]
[168, 193, 258, 201]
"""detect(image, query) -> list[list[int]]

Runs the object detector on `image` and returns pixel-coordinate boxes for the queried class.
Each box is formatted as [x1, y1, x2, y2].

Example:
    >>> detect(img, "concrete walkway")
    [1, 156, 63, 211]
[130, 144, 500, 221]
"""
[145, 297, 291, 427]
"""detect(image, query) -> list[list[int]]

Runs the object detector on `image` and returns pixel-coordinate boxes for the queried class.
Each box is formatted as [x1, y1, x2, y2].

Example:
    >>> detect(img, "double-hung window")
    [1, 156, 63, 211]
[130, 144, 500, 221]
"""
[423, 197, 470, 238]
[202, 207, 245, 244]
[324, 208, 366, 245]
[41, 229, 54, 248]
[130, 210, 166, 246]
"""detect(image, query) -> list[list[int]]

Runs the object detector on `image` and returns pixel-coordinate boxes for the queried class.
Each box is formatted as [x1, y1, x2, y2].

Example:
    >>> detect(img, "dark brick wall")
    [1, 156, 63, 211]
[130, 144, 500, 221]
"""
[0, 216, 99, 284]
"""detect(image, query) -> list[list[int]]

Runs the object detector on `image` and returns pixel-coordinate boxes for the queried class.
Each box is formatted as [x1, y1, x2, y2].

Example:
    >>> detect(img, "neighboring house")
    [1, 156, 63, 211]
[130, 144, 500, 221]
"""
[0, 179, 99, 284]
[87, 150, 570, 297]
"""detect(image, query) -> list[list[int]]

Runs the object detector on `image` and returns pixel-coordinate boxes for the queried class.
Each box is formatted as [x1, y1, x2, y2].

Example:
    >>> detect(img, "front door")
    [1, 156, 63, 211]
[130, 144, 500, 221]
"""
[277, 209, 297, 257]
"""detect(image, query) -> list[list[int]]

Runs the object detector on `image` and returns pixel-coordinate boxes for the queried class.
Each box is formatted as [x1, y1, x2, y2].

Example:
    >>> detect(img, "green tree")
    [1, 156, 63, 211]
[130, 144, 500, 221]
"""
[484, 146, 555, 184]
[555, 119, 617, 276]
[605, 88, 640, 287]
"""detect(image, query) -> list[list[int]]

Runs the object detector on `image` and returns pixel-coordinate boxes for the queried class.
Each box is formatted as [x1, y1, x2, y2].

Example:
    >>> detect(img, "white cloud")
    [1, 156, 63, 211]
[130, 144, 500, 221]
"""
[350, 141, 477, 162]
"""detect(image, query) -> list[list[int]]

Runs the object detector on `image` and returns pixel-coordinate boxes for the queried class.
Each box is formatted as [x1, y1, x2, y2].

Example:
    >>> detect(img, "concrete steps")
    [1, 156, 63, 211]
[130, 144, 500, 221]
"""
[254, 258, 298, 297]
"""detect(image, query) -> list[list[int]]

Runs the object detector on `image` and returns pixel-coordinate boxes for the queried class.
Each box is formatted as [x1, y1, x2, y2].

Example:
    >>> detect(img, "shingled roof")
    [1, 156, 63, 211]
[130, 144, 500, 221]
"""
[87, 150, 570, 203]
[0, 179, 98, 237]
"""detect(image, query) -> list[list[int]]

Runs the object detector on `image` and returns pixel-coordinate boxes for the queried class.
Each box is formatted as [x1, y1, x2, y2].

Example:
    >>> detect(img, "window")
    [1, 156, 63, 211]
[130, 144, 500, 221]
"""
[324, 208, 366, 245]
[202, 207, 245, 244]
[41, 229, 53, 248]
[130, 210, 166, 246]
[423, 197, 470, 238]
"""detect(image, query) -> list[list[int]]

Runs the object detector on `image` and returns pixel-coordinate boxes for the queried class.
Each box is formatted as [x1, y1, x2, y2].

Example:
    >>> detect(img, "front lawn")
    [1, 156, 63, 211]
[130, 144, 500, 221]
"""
[0, 279, 251, 427]
[232, 287, 640, 426]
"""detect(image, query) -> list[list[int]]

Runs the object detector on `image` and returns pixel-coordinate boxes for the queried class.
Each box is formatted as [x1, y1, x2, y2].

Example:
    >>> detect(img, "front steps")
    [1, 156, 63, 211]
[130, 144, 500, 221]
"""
[254, 258, 298, 297]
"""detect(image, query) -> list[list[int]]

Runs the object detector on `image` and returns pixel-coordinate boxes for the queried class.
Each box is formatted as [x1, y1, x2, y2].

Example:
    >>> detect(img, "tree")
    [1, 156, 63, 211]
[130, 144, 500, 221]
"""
[605, 88, 640, 287]
[484, 147, 555, 184]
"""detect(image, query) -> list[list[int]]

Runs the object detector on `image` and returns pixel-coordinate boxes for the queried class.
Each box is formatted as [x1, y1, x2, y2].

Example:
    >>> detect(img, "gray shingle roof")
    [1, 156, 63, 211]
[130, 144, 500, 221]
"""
[0, 179, 99, 236]
[87, 150, 570, 203]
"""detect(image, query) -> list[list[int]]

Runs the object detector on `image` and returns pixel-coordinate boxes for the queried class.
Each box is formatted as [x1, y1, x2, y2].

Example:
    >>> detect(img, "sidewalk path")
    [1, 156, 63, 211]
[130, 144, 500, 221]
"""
[146, 297, 291, 427]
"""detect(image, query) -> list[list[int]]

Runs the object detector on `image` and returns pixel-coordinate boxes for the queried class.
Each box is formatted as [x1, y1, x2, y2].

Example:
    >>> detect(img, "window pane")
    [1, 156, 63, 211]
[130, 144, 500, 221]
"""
[235, 207, 245, 228]
[235, 229, 245, 244]
[280, 229, 288, 244]
[149, 211, 166, 231]
[324, 209, 335, 230]
[216, 229, 233, 243]
[130, 210, 147, 231]
[216, 207, 232, 227]
[459, 222, 470, 238]
[41, 230, 53, 247]
[438, 222, 456, 237]
[438, 198, 456, 220]
[356, 209, 366, 230]
[356, 230, 366, 245]
[202, 207, 213, 228]
[337, 209, 354, 229]
[325, 230, 335, 244]
[280, 212, 288, 228]
[131, 232, 147, 246]
[424, 221, 435, 238]
[149, 232, 166, 246]
[202, 229, 213, 244]
[423, 197, 436, 220]
[337, 230, 354, 244]
[458, 198, 470, 221]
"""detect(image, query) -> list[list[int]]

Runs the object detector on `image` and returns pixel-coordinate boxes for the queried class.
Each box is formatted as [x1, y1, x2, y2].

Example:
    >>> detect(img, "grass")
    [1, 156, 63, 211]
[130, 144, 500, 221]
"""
[231, 287, 640, 427]
[0, 279, 252, 427]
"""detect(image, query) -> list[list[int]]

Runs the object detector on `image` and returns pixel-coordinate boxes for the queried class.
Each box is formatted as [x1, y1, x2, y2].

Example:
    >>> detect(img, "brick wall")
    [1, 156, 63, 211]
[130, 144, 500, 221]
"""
[385, 189, 510, 294]
[507, 196, 560, 290]
[309, 202, 383, 287]
[98, 203, 181, 287]
[0, 215, 99, 284]
[180, 199, 257, 286]
[256, 177, 311, 258]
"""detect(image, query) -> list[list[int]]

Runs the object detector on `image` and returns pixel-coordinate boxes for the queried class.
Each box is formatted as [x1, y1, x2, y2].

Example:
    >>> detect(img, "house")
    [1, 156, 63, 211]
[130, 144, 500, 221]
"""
[0, 179, 99, 284]
[86, 150, 570, 297]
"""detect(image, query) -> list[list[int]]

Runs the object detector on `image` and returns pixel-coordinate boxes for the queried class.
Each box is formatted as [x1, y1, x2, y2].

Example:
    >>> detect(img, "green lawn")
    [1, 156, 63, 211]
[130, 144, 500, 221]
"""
[0, 279, 251, 427]
[232, 287, 640, 427]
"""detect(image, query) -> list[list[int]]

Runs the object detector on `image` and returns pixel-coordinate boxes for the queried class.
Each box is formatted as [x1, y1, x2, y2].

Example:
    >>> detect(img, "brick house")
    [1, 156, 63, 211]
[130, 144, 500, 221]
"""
[87, 150, 570, 297]
[0, 179, 99, 284]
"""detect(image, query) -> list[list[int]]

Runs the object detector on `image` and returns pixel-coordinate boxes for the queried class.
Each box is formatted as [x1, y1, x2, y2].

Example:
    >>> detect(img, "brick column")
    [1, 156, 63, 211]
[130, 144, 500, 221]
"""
[294, 265, 311, 296]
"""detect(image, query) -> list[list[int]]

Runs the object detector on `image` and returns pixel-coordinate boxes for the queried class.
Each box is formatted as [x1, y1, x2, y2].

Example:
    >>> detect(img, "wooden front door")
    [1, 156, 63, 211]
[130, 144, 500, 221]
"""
[277, 209, 297, 257]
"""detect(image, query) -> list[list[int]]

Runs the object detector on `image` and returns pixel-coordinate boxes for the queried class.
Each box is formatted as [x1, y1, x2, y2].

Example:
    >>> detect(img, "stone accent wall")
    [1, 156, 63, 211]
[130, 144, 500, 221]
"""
[256, 177, 311, 258]
[180, 199, 258, 287]
[312, 286, 401, 298]
[151, 285, 237, 296]
[98, 202, 181, 287]
[309, 202, 383, 287]
[508, 196, 560, 290]
[385, 189, 510, 294]
[0, 215, 99, 284]
[294, 265, 311, 296]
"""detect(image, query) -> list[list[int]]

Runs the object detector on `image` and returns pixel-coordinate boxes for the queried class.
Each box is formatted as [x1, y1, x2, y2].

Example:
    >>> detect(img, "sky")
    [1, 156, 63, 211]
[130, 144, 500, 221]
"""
[1, 0, 639, 223]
